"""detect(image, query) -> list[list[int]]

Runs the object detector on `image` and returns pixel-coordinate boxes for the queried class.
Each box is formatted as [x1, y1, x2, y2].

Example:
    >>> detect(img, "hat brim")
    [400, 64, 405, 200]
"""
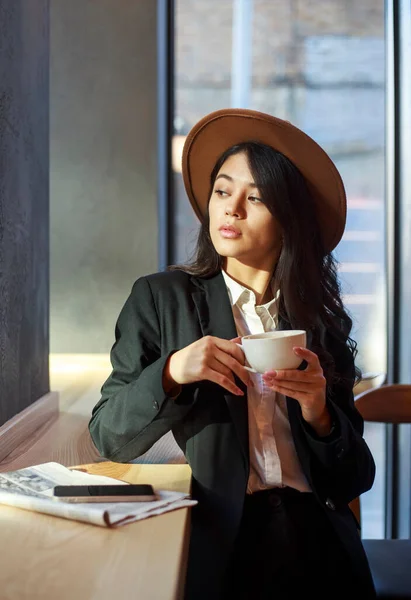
[181, 108, 346, 252]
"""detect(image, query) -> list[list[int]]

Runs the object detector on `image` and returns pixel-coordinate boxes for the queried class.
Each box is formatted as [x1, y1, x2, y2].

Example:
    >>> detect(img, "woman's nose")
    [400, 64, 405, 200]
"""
[225, 194, 244, 217]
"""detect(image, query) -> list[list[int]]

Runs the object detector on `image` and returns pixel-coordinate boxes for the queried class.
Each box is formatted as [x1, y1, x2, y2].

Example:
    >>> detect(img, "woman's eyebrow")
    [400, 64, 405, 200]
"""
[215, 173, 258, 188]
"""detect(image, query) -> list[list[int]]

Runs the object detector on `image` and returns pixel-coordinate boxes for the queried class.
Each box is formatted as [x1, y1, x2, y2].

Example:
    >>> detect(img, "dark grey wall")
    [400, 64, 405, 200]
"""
[50, 0, 159, 353]
[0, 0, 50, 426]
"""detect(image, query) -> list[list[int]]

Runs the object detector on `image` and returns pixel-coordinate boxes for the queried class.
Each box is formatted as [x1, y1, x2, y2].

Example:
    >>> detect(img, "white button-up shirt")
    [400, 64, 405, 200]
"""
[222, 270, 310, 494]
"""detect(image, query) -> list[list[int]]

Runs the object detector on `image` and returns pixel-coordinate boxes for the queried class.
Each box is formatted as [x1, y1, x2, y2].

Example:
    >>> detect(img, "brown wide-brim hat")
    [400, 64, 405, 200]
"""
[181, 108, 346, 252]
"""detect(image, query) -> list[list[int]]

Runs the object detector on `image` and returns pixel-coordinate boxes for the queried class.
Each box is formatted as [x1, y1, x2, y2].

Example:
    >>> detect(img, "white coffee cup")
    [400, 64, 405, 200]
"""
[236, 330, 307, 374]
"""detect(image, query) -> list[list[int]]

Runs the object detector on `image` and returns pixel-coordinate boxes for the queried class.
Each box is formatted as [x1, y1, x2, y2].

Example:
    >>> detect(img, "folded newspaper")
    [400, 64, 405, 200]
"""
[0, 462, 197, 527]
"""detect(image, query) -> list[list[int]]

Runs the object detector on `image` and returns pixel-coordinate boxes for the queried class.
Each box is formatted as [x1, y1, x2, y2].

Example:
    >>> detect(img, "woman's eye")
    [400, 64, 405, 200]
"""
[249, 196, 262, 203]
[215, 189, 228, 197]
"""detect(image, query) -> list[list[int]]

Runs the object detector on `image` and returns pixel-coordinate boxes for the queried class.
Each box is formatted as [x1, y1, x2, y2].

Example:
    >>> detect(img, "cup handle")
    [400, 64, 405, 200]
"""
[235, 343, 257, 374]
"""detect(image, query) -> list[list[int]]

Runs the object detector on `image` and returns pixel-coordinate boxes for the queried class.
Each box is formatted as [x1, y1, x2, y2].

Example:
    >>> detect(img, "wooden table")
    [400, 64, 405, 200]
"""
[0, 462, 193, 600]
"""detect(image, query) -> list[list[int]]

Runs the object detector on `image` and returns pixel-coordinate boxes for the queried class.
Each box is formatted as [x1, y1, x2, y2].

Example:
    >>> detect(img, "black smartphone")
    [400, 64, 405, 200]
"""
[52, 484, 157, 503]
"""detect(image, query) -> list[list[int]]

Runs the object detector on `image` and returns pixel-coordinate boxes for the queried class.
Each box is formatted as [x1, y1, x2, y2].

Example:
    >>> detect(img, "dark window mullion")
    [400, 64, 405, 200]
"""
[157, 0, 175, 271]
[385, 0, 405, 540]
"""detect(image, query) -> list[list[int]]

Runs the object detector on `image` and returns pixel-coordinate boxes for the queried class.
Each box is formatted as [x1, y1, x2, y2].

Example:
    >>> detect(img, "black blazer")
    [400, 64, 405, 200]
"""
[89, 270, 376, 600]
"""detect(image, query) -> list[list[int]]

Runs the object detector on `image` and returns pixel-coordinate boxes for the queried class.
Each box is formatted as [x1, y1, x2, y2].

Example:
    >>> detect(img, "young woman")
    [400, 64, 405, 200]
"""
[89, 109, 376, 600]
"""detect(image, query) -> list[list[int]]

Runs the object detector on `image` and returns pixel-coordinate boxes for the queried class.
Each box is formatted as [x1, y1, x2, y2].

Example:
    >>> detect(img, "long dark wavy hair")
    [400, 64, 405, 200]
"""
[169, 141, 361, 390]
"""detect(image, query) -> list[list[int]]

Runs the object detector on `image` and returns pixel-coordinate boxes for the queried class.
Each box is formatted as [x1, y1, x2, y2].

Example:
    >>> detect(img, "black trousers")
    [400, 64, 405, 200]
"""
[222, 486, 363, 600]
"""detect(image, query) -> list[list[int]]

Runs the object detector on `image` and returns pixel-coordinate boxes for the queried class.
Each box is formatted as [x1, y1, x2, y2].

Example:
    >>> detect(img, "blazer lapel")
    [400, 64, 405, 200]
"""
[191, 272, 249, 465]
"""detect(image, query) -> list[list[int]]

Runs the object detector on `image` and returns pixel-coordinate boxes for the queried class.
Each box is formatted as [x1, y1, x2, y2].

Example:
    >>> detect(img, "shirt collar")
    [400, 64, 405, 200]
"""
[222, 270, 280, 310]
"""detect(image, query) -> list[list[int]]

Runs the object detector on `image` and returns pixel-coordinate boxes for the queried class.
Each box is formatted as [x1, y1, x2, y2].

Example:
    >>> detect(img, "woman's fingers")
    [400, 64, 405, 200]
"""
[263, 370, 322, 383]
[265, 382, 311, 401]
[262, 377, 322, 393]
[217, 337, 246, 364]
[206, 361, 244, 396]
[293, 346, 322, 371]
[168, 335, 253, 395]
[213, 346, 252, 388]
[261, 346, 326, 405]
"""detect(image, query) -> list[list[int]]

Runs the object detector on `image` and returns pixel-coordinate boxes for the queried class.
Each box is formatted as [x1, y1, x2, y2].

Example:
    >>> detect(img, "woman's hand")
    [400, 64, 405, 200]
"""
[165, 335, 253, 396]
[262, 346, 333, 436]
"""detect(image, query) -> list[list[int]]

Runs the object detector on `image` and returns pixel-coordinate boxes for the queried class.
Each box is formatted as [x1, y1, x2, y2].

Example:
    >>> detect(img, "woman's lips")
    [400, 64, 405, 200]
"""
[219, 225, 242, 239]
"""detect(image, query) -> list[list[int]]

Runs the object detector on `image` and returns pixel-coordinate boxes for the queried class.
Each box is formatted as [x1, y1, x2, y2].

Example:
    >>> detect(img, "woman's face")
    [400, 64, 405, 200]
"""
[208, 152, 282, 271]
